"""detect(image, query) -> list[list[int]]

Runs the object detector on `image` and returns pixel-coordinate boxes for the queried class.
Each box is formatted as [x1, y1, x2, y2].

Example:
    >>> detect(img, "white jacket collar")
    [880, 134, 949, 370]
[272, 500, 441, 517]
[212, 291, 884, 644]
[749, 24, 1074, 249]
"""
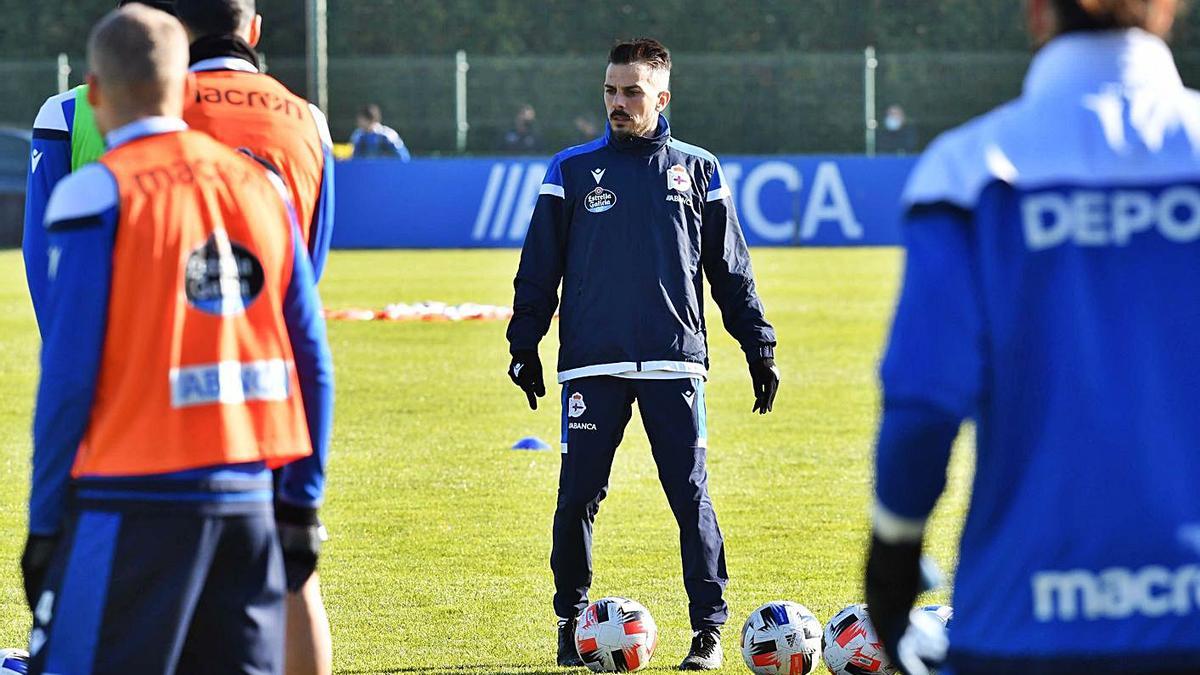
[190, 57, 260, 74]
[105, 116, 188, 149]
[1024, 28, 1182, 99]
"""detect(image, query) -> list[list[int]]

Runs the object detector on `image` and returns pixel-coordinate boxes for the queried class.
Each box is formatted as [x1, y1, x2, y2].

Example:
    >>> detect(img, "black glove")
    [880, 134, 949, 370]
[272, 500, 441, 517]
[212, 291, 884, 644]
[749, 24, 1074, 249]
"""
[748, 357, 780, 414]
[508, 349, 545, 410]
[275, 502, 326, 593]
[865, 534, 946, 675]
[21, 534, 58, 612]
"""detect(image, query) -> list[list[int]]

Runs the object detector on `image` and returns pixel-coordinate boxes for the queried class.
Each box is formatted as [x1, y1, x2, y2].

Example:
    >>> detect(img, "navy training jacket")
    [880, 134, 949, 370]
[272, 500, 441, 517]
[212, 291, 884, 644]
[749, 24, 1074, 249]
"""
[507, 115, 776, 382]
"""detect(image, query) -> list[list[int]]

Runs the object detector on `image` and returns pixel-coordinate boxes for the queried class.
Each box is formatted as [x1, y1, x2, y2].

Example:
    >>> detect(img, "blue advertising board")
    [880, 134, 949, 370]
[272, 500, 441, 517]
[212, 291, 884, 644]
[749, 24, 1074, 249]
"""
[332, 156, 917, 249]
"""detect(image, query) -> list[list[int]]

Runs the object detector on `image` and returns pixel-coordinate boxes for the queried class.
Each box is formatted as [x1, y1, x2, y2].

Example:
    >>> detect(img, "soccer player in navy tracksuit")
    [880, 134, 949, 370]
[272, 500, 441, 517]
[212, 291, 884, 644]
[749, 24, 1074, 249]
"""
[506, 39, 779, 671]
[863, 1, 1200, 674]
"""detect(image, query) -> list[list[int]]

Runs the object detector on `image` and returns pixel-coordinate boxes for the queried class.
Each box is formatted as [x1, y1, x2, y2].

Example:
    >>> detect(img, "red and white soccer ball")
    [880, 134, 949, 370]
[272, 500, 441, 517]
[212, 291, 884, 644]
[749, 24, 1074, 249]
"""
[0, 648, 28, 675]
[740, 600, 822, 675]
[821, 604, 898, 675]
[574, 597, 658, 673]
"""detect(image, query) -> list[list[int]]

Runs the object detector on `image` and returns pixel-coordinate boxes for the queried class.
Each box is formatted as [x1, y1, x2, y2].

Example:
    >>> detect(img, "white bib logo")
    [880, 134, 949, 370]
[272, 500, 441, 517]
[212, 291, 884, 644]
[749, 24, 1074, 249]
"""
[1032, 564, 1200, 622]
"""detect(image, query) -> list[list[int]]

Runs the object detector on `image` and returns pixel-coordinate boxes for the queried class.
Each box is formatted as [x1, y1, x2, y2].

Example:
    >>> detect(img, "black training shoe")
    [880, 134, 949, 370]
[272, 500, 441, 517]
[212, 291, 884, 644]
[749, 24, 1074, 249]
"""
[557, 617, 584, 667]
[679, 627, 723, 670]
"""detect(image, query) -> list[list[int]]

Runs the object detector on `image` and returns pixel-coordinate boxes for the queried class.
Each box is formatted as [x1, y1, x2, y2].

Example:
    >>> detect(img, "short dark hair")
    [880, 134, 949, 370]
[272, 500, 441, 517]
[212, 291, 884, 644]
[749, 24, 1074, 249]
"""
[608, 38, 671, 72]
[1051, 0, 1156, 33]
[174, 0, 255, 37]
[117, 0, 176, 15]
[358, 104, 382, 123]
[91, 4, 189, 108]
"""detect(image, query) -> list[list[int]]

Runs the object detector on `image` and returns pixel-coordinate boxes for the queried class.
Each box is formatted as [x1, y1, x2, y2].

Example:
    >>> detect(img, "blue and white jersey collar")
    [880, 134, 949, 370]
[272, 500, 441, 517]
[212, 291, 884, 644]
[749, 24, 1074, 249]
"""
[190, 56, 260, 74]
[1023, 28, 1182, 99]
[105, 116, 189, 149]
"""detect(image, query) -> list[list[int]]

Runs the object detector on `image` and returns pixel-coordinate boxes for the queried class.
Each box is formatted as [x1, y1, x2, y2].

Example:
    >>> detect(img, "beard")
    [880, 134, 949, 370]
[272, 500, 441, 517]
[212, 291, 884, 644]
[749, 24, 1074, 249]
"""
[609, 113, 649, 139]
[610, 125, 636, 141]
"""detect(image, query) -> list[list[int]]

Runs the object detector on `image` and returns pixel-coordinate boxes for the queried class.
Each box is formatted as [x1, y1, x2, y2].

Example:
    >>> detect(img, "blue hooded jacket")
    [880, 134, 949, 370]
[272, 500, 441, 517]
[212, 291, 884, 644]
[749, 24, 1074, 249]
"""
[507, 115, 775, 382]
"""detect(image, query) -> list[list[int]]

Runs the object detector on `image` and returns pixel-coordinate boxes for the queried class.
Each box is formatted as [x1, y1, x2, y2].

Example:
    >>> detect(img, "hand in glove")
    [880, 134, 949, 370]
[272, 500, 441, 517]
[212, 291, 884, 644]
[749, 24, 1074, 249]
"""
[508, 349, 545, 410]
[749, 357, 780, 414]
[275, 502, 327, 593]
[21, 533, 58, 613]
[864, 534, 948, 675]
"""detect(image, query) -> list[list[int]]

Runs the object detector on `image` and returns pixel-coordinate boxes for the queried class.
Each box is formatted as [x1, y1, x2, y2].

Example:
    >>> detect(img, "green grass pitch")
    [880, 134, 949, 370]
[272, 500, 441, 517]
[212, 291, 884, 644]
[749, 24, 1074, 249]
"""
[0, 248, 972, 673]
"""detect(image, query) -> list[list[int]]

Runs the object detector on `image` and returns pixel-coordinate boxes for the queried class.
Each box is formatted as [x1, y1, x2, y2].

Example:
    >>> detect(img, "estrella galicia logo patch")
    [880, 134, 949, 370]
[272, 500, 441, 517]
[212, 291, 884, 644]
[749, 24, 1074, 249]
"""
[567, 392, 587, 418]
[584, 186, 617, 213]
[185, 230, 265, 316]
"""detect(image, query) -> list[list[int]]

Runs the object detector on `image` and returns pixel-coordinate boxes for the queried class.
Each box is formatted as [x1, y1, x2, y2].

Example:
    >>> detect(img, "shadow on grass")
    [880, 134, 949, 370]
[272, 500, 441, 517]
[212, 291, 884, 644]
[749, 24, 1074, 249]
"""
[336, 662, 568, 667]
[340, 662, 686, 667]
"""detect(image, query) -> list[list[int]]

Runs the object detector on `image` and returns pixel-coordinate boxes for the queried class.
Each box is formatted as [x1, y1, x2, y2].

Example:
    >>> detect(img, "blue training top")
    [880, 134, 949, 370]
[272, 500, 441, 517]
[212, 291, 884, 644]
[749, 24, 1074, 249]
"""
[874, 29, 1200, 673]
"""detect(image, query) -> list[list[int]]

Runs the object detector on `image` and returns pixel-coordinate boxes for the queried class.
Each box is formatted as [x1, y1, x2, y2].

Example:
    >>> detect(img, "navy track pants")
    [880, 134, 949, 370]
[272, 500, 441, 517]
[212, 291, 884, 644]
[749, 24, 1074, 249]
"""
[29, 506, 285, 675]
[552, 375, 729, 629]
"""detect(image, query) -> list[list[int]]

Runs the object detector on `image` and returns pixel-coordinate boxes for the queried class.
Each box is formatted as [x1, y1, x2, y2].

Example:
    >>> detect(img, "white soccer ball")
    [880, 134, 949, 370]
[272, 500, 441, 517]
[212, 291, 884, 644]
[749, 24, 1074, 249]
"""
[574, 597, 658, 672]
[0, 648, 28, 675]
[821, 604, 897, 675]
[740, 600, 822, 675]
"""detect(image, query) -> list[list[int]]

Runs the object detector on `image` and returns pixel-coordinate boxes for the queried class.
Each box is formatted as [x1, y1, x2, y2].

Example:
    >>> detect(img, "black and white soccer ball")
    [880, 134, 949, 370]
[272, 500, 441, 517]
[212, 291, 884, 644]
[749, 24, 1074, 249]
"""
[739, 600, 822, 674]
[574, 597, 658, 672]
[0, 649, 28, 675]
[821, 604, 898, 675]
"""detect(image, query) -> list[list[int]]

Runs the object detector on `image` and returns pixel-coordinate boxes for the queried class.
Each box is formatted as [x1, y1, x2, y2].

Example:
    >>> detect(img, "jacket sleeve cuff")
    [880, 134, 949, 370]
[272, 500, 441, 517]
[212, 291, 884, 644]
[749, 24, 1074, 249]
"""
[744, 343, 775, 361]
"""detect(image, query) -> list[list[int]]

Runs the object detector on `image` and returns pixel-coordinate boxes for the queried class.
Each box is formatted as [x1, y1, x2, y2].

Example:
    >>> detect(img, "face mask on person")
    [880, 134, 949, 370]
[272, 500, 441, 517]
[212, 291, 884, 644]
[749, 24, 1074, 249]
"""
[885, 114, 903, 132]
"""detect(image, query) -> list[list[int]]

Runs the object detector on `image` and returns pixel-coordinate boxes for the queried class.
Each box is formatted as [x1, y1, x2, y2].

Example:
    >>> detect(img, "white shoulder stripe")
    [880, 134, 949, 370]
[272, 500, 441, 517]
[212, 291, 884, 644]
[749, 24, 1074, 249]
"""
[706, 186, 731, 202]
[309, 104, 334, 149]
[667, 137, 718, 163]
[33, 89, 77, 132]
[44, 164, 118, 227]
[539, 183, 565, 198]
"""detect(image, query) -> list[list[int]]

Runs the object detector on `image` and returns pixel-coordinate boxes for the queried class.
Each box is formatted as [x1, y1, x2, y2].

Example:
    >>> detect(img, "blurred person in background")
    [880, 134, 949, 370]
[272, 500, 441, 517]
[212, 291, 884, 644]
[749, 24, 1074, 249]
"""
[22, 0, 176, 337]
[506, 37, 779, 671]
[24, 5, 332, 671]
[175, 0, 336, 672]
[876, 104, 918, 155]
[502, 103, 540, 153]
[865, 1, 1200, 674]
[572, 113, 600, 143]
[350, 103, 410, 160]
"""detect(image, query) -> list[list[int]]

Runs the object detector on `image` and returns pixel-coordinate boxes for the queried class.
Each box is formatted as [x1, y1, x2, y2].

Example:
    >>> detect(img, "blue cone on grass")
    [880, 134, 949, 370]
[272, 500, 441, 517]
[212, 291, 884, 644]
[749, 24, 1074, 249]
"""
[512, 436, 551, 451]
